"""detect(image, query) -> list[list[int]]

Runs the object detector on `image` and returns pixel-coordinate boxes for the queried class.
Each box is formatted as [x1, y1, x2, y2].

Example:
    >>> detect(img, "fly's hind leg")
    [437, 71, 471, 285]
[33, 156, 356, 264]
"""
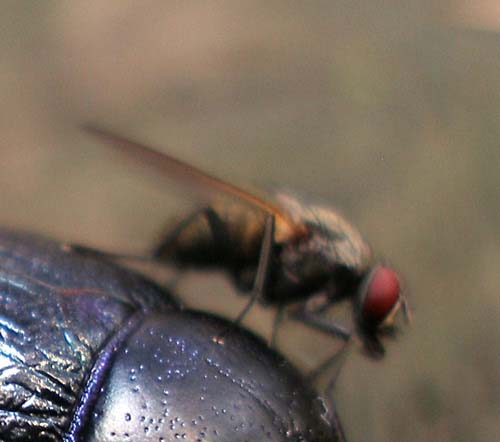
[61, 244, 153, 263]
[64, 210, 219, 266]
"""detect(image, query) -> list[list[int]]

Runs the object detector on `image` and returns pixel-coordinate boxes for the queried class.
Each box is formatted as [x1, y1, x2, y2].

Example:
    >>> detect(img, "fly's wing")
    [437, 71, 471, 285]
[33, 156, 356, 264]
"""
[83, 125, 307, 243]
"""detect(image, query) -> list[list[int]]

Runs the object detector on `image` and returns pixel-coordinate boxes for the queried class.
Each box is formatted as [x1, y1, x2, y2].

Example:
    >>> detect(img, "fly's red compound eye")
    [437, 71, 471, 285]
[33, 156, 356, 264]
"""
[362, 267, 400, 323]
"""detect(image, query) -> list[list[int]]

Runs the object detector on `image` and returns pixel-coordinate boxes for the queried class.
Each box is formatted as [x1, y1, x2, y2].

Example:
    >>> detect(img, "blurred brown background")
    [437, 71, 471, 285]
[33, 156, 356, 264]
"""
[1, 2, 499, 441]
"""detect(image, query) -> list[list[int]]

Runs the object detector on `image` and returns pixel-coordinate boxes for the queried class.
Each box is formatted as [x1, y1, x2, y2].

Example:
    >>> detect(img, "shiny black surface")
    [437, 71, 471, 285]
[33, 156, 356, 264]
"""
[0, 229, 345, 441]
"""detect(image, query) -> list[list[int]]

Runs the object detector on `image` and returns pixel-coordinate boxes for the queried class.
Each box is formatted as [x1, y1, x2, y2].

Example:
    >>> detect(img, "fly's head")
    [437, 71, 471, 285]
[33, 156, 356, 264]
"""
[355, 265, 411, 358]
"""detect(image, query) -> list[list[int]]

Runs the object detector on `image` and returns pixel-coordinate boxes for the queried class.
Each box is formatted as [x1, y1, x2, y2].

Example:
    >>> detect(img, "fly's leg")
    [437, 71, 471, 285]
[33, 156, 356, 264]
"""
[66, 209, 221, 289]
[273, 291, 350, 348]
[290, 301, 354, 388]
[214, 214, 274, 343]
[270, 305, 286, 348]
[402, 296, 413, 324]
[61, 244, 153, 263]
[67, 207, 223, 263]
[159, 208, 275, 332]
[232, 214, 275, 326]
[290, 302, 352, 341]
[308, 339, 352, 395]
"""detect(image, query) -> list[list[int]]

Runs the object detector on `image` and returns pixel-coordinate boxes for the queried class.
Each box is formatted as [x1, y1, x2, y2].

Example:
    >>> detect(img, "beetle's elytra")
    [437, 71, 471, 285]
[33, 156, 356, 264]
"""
[0, 228, 346, 441]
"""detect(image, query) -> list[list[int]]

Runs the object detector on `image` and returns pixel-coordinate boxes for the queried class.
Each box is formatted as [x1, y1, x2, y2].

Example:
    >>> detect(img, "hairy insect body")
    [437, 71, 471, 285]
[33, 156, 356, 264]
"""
[157, 192, 375, 306]
[83, 126, 409, 360]
[275, 193, 373, 274]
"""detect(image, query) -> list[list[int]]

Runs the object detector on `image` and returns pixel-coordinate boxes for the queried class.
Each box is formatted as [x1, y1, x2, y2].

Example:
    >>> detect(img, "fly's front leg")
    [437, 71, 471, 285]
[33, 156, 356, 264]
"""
[289, 296, 354, 389]
[308, 338, 352, 398]
[290, 295, 352, 341]
[270, 295, 340, 349]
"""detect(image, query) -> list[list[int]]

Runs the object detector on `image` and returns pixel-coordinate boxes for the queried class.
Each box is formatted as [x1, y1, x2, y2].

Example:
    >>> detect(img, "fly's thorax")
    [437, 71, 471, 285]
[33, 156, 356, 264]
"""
[275, 192, 374, 274]
[267, 244, 333, 303]
[267, 226, 363, 303]
[246, 193, 372, 304]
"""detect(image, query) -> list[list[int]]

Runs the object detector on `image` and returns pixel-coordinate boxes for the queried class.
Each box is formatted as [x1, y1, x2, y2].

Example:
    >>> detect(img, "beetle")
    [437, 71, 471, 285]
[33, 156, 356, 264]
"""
[0, 228, 346, 441]
[81, 126, 410, 360]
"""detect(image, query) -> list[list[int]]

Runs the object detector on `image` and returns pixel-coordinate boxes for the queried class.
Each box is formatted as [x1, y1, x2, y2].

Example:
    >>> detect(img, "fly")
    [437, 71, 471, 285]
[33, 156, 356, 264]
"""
[81, 125, 411, 362]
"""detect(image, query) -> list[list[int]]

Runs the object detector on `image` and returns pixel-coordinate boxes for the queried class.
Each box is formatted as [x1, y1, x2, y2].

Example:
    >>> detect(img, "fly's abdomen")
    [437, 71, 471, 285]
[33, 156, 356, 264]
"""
[156, 202, 267, 271]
